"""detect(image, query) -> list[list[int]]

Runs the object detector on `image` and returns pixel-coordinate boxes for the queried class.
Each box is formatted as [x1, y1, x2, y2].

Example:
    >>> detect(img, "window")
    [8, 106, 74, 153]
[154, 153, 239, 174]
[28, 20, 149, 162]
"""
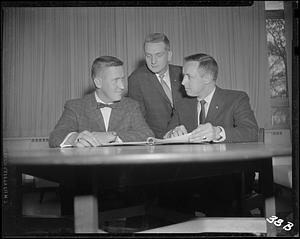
[265, 1, 290, 129]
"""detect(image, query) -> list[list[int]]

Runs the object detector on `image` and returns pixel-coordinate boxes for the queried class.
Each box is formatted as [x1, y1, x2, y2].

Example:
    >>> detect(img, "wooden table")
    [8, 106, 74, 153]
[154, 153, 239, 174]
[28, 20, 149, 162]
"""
[6, 142, 292, 235]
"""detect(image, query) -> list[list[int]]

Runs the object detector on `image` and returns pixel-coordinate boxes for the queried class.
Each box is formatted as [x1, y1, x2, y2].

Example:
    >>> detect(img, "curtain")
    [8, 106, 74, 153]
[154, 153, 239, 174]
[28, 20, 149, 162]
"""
[283, 1, 293, 134]
[2, 2, 271, 137]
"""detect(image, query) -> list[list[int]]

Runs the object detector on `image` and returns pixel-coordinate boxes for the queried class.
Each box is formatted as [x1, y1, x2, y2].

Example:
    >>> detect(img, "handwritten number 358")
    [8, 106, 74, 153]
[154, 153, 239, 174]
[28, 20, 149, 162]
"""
[266, 216, 294, 231]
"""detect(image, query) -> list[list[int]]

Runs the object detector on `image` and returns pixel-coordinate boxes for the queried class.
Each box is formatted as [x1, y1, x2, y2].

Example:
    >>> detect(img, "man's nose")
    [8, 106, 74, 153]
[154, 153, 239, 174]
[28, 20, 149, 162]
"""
[118, 79, 125, 89]
[151, 56, 157, 64]
[182, 75, 187, 85]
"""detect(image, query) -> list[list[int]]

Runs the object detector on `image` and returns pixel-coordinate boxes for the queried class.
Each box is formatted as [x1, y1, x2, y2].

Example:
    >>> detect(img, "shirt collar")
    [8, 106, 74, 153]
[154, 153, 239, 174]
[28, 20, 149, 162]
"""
[197, 86, 216, 105]
[95, 92, 112, 104]
[155, 67, 169, 79]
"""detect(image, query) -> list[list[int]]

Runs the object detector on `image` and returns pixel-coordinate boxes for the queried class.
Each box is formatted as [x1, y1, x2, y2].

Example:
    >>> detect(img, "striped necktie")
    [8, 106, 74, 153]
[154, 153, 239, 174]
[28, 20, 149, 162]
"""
[159, 73, 173, 106]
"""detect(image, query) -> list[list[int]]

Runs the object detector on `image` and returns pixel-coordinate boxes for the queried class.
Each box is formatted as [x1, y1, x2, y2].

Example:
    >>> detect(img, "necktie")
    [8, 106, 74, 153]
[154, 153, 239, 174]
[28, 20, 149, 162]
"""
[198, 99, 206, 125]
[97, 102, 119, 109]
[158, 73, 173, 106]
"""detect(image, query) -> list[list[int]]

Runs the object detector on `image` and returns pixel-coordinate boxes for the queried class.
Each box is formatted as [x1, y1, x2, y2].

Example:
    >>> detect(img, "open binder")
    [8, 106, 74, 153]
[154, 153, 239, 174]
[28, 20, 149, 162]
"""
[102, 133, 193, 146]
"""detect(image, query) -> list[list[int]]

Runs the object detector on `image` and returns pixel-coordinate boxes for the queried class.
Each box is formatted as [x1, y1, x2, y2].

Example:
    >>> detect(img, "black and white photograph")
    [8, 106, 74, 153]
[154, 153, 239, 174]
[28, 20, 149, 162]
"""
[1, 1, 298, 237]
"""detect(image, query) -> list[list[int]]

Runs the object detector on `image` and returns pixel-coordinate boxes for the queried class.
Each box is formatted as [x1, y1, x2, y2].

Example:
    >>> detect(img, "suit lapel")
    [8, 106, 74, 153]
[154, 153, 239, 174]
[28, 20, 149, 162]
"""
[85, 93, 106, 131]
[169, 66, 181, 107]
[205, 86, 223, 123]
[108, 101, 124, 131]
[148, 69, 173, 107]
[191, 99, 199, 128]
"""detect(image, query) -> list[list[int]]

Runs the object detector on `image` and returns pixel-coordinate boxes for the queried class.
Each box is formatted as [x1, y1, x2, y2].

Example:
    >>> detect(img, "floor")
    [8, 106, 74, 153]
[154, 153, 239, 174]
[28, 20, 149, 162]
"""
[2, 184, 297, 236]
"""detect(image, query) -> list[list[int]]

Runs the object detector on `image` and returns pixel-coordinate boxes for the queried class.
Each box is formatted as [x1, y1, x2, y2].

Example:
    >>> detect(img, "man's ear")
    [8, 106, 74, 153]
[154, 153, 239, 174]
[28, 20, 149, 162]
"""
[204, 72, 213, 84]
[167, 50, 173, 62]
[94, 77, 102, 89]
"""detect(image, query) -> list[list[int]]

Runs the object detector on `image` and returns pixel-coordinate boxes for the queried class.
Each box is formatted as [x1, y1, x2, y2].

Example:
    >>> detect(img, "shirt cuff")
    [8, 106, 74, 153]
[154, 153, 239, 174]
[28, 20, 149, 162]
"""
[60, 132, 79, 148]
[115, 136, 123, 143]
[213, 126, 226, 142]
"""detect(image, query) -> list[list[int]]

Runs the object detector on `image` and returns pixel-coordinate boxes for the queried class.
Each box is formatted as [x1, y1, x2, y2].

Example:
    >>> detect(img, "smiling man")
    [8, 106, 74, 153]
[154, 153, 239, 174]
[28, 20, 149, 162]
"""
[49, 56, 154, 148]
[128, 33, 195, 139]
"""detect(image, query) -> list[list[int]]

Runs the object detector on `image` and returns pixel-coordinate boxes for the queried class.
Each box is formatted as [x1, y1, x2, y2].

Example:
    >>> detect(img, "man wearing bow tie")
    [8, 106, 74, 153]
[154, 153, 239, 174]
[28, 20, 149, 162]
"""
[49, 56, 154, 148]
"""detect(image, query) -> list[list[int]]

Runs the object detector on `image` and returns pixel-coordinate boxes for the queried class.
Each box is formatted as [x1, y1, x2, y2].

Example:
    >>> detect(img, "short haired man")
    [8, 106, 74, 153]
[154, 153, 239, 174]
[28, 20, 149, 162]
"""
[128, 33, 195, 139]
[49, 56, 154, 215]
[49, 56, 154, 148]
[164, 53, 259, 216]
[165, 53, 259, 143]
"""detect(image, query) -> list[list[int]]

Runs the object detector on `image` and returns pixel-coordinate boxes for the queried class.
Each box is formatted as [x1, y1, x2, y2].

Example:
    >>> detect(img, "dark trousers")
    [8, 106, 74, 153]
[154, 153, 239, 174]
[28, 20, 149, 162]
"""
[157, 172, 255, 216]
[59, 185, 154, 215]
[59, 172, 255, 216]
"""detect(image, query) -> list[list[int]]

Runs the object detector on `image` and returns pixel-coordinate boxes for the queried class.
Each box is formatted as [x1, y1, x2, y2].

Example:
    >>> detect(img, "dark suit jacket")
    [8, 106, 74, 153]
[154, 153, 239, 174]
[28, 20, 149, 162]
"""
[161, 86, 259, 207]
[183, 86, 259, 143]
[128, 63, 196, 138]
[49, 92, 154, 147]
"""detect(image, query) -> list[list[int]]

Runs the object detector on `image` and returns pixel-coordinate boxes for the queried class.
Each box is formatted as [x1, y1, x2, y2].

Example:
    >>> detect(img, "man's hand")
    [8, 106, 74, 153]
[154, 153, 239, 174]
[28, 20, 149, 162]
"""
[189, 123, 221, 142]
[163, 125, 188, 139]
[92, 131, 117, 145]
[74, 130, 117, 147]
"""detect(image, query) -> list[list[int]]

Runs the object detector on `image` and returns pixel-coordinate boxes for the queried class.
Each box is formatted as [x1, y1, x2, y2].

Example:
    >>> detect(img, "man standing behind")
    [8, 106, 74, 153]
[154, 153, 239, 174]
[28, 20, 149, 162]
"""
[49, 56, 154, 148]
[128, 33, 195, 139]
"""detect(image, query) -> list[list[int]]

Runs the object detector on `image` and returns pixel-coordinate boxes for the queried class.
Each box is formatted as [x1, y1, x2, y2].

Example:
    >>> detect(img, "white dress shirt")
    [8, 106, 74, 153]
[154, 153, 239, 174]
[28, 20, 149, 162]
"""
[95, 92, 112, 131]
[197, 87, 226, 142]
[155, 69, 172, 90]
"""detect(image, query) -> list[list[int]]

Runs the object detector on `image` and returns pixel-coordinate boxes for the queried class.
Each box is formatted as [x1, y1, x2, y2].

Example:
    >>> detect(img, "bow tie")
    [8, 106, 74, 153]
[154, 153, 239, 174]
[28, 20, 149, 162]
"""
[96, 102, 119, 109]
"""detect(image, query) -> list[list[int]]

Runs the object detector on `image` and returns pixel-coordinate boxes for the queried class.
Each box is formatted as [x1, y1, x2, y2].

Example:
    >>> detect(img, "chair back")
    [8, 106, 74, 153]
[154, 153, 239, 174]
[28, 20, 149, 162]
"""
[258, 128, 265, 143]
[3, 137, 58, 187]
[3, 137, 49, 151]
[264, 129, 291, 145]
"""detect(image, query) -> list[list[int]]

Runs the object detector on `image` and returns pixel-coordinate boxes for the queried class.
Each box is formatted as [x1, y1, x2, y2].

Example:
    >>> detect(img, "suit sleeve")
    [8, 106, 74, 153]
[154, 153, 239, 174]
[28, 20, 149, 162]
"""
[165, 108, 181, 133]
[49, 101, 79, 148]
[127, 74, 146, 117]
[223, 92, 259, 143]
[117, 102, 154, 142]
